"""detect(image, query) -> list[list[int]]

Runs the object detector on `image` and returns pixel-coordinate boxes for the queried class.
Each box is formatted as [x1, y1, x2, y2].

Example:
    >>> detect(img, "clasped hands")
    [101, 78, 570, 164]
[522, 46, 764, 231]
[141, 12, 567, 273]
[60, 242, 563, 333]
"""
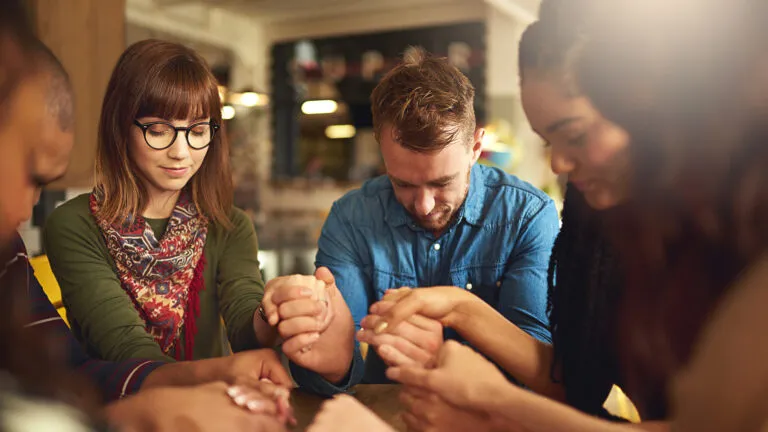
[260, 267, 338, 362]
[363, 286, 510, 432]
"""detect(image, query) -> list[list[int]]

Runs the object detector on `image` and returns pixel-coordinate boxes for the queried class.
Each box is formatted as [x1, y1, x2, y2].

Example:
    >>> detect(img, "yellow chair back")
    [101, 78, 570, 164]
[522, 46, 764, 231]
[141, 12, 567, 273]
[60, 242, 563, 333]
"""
[28, 255, 69, 327]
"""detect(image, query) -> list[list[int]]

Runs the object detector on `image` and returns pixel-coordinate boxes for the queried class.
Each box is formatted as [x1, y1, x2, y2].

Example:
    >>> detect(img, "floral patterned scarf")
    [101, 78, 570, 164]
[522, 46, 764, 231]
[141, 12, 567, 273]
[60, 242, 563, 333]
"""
[89, 189, 208, 359]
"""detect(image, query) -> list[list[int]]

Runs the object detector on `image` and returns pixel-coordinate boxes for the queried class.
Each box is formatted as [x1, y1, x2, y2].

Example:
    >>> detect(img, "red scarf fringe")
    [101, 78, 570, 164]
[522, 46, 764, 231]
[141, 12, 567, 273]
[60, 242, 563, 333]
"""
[176, 254, 207, 361]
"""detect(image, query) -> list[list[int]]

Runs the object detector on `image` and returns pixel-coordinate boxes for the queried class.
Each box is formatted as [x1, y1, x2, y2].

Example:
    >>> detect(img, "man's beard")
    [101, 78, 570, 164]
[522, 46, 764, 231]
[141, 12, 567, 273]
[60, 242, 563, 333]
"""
[411, 176, 471, 233]
[412, 205, 454, 232]
[408, 167, 472, 233]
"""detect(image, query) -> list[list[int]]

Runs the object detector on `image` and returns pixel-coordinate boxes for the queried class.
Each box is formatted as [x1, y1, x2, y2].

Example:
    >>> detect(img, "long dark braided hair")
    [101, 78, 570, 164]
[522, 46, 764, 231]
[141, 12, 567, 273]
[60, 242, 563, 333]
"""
[546, 186, 626, 418]
[520, 15, 630, 419]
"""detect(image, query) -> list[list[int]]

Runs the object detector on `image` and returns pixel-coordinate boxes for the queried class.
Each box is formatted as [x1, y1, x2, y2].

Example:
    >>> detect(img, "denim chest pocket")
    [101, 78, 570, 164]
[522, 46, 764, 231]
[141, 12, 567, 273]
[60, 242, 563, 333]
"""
[450, 265, 505, 307]
[372, 269, 418, 299]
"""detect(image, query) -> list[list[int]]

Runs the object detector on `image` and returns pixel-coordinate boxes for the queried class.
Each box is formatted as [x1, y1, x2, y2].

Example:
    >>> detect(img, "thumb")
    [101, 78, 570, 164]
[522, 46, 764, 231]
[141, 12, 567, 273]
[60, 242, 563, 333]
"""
[314, 266, 336, 286]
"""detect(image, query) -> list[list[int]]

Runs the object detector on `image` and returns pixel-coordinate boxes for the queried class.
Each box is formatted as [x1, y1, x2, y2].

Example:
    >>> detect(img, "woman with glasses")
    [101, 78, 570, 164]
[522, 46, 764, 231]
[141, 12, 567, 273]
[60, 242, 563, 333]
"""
[43, 39, 283, 372]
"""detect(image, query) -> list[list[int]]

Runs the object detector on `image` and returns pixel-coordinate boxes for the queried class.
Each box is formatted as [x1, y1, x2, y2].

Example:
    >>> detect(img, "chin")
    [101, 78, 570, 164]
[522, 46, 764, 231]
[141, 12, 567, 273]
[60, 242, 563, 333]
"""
[418, 214, 453, 232]
[155, 178, 191, 193]
[584, 191, 622, 211]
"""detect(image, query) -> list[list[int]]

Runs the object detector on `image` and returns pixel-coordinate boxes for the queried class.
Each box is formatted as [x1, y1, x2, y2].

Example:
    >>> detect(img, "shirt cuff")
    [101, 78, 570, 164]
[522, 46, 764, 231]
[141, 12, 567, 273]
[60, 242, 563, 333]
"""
[117, 360, 166, 400]
[289, 342, 365, 397]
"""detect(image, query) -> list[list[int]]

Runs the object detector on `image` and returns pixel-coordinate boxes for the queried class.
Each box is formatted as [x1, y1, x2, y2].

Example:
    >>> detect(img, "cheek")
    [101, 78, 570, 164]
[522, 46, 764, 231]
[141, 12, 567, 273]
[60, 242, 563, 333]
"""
[192, 148, 209, 167]
[584, 126, 630, 175]
[0, 146, 34, 237]
[128, 136, 156, 173]
[438, 185, 467, 208]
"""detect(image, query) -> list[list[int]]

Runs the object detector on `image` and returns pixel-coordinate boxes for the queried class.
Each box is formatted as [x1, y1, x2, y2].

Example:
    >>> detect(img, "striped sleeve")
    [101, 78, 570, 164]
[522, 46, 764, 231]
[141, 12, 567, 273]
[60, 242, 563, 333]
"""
[13, 235, 166, 402]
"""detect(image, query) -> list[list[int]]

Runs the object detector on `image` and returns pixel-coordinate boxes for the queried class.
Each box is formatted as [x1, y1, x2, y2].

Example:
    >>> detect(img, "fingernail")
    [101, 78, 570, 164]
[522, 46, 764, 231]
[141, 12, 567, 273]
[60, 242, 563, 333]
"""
[374, 321, 389, 334]
[275, 388, 290, 399]
[246, 400, 266, 411]
[227, 386, 243, 398]
[370, 304, 379, 314]
[310, 332, 320, 341]
[301, 288, 313, 296]
[379, 345, 391, 355]
[234, 395, 249, 406]
[260, 378, 273, 383]
[386, 368, 400, 380]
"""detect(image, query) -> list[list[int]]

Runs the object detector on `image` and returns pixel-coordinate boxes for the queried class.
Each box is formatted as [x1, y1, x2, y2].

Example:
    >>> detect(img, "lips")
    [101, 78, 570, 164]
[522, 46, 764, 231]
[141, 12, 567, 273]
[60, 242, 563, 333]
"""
[570, 179, 594, 192]
[161, 166, 190, 177]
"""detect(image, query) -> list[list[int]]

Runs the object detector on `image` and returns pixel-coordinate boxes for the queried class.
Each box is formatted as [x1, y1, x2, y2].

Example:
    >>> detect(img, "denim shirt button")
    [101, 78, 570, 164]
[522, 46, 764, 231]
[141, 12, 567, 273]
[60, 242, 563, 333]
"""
[433, 243, 441, 251]
[466, 283, 473, 290]
[496, 281, 502, 287]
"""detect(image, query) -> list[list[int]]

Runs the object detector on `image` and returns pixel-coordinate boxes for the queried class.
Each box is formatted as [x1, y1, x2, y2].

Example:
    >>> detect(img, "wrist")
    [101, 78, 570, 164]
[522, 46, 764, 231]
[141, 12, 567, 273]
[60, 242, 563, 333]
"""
[141, 362, 198, 389]
[257, 302, 269, 324]
[253, 308, 278, 347]
[445, 291, 484, 330]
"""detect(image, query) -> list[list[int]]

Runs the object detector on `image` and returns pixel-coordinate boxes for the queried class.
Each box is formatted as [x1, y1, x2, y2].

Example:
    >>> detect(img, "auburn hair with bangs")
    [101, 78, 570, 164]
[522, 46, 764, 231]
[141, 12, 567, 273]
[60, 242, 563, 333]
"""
[94, 39, 232, 227]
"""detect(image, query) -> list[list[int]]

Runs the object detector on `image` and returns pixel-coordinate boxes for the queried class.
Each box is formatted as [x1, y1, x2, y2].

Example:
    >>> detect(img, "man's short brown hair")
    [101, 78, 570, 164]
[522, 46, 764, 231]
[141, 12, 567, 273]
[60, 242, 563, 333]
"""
[370, 47, 476, 153]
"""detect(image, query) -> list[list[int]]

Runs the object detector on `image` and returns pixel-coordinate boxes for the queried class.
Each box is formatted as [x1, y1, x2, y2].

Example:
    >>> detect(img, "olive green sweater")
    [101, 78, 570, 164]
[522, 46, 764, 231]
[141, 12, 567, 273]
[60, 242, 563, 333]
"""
[44, 194, 264, 362]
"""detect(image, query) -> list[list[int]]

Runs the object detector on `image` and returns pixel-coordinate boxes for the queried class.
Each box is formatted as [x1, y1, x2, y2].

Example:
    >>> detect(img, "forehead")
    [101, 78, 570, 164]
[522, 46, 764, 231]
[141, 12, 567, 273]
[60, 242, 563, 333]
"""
[14, 76, 73, 173]
[380, 125, 469, 184]
[521, 78, 597, 132]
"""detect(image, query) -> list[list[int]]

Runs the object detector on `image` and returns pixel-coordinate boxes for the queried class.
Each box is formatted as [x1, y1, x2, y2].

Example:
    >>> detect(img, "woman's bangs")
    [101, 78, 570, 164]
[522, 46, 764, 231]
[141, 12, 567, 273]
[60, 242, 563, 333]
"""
[136, 57, 217, 122]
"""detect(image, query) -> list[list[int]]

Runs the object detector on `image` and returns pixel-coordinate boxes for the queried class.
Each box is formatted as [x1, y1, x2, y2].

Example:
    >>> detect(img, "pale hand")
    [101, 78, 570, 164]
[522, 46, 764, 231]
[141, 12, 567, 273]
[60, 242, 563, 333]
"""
[308, 395, 395, 432]
[358, 301, 443, 368]
[386, 340, 509, 411]
[261, 268, 337, 355]
[217, 348, 293, 388]
[107, 382, 287, 432]
[398, 386, 499, 432]
[368, 286, 477, 334]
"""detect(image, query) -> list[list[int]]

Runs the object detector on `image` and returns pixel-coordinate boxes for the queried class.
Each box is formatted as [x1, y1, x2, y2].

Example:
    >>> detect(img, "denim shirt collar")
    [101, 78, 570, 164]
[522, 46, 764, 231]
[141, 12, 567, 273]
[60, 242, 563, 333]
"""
[384, 164, 485, 228]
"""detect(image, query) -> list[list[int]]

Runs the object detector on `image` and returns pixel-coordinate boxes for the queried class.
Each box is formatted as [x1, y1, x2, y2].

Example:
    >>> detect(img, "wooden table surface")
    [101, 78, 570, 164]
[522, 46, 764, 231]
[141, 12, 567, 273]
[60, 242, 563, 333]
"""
[291, 385, 405, 431]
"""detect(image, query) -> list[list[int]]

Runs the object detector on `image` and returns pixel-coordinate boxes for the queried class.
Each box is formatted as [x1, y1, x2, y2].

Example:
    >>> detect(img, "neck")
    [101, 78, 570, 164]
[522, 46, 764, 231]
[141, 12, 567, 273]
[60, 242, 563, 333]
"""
[143, 189, 181, 219]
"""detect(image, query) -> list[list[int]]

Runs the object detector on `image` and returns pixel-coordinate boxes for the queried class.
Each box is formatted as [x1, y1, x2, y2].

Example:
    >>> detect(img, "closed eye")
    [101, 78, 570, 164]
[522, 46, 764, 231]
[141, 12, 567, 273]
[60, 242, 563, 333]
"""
[568, 133, 588, 146]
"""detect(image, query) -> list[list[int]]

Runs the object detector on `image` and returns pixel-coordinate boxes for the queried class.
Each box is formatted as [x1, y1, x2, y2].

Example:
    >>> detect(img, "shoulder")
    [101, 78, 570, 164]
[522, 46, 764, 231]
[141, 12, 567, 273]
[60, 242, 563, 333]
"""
[473, 165, 555, 224]
[45, 193, 99, 237]
[48, 193, 92, 221]
[225, 206, 252, 229]
[204, 207, 258, 255]
[328, 175, 392, 224]
[477, 165, 552, 206]
[207, 206, 255, 238]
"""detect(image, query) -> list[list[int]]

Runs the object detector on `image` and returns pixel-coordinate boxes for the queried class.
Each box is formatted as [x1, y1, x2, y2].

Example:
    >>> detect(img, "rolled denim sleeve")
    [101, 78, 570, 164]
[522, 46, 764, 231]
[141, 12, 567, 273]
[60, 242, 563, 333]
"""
[289, 204, 367, 395]
[498, 198, 559, 344]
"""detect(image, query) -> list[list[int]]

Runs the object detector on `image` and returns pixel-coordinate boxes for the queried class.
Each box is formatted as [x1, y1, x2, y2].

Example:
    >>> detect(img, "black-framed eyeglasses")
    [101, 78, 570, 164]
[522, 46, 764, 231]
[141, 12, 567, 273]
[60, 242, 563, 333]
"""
[133, 119, 219, 150]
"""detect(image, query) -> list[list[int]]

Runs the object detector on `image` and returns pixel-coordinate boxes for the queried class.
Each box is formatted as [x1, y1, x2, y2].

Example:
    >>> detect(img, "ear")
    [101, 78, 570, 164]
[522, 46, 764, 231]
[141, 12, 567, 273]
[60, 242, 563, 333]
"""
[470, 127, 484, 164]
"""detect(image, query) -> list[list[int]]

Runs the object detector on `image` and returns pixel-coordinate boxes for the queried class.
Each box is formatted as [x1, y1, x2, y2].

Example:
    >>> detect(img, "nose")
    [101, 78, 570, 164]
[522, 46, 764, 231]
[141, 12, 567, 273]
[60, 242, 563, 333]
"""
[550, 144, 576, 175]
[167, 130, 191, 160]
[413, 188, 436, 217]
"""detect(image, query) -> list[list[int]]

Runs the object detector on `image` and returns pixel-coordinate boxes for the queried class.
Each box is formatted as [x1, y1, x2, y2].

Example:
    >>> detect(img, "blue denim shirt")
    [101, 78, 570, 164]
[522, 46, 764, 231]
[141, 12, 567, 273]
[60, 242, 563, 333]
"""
[290, 164, 558, 396]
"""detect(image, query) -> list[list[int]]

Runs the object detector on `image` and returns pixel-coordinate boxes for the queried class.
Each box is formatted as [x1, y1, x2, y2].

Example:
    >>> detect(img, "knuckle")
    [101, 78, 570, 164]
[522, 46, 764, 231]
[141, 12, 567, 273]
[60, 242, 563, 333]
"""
[424, 409, 437, 424]
[277, 321, 290, 336]
[425, 338, 441, 353]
